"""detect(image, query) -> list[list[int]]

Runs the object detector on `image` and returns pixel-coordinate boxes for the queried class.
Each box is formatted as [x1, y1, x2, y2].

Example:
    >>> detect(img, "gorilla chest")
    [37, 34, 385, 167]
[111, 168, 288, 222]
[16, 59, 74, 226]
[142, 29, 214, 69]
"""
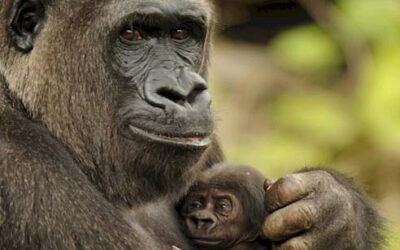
[124, 201, 195, 250]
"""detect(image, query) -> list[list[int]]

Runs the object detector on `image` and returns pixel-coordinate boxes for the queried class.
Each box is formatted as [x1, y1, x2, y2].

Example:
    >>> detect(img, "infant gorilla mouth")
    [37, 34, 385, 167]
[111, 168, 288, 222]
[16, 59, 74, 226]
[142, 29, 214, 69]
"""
[191, 238, 223, 246]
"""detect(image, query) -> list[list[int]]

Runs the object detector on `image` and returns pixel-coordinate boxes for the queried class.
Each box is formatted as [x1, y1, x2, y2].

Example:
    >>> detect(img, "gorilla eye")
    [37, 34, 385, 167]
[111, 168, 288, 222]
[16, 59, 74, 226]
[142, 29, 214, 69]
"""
[190, 200, 202, 209]
[171, 28, 190, 41]
[120, 28, 144, 42]
[216, 199, 232, 212]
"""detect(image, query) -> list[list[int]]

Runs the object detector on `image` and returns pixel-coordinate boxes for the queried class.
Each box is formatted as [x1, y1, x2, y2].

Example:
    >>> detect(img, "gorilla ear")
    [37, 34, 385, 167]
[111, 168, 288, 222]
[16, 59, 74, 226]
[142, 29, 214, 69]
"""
[9, 0, 45, 52]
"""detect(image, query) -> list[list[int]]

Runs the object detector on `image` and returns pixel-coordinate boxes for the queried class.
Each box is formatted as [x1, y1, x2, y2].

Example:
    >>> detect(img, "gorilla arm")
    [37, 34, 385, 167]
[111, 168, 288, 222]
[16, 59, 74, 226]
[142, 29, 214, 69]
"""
[262, 168, 383, 250]
[0, 84, 159, 250]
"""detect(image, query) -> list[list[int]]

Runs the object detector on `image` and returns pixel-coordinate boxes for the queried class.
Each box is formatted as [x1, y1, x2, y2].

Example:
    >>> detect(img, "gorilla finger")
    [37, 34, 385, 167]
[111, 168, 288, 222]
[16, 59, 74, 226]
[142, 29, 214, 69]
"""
[272, 236, 315, 250]
[265, 173, 312, 212]
[262, 201, 317, 241]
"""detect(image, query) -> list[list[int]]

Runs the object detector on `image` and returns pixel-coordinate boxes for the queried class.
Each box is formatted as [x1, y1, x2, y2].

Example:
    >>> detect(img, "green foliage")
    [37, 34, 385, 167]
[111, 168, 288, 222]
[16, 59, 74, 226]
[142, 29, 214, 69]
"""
[385, 223, 400, 250]
[271, 90, 357, 148]
[338, 0, 400, 44]
[270, 25, 343, 75]
[226, 132, 331, 178]
[359, 45, 400, 152]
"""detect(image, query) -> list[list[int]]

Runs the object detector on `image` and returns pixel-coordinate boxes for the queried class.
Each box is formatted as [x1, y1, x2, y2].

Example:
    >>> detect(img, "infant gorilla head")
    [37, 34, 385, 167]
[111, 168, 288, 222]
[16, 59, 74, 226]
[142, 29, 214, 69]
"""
[178, 164, 269, 250]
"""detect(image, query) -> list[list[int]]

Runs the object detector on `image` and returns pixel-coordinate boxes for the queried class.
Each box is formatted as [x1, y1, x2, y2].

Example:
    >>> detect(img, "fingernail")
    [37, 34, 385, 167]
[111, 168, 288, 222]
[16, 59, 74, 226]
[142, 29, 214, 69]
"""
[264, 179, 274, 190]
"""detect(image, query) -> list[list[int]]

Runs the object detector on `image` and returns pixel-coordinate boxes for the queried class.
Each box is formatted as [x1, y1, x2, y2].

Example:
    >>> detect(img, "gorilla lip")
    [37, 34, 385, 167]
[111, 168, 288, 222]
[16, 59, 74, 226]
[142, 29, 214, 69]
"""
[191, 238, 223, 246]
[128, 125, 211, 147]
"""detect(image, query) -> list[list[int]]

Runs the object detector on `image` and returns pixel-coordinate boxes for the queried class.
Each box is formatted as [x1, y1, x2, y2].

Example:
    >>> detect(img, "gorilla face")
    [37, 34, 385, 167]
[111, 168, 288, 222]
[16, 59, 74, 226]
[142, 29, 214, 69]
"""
[1, 0, 216, 202]
[5, 1, 214, 149]
[112, 4, 213, 148]
[180, 188, 246, 249]
[178, 164, 267, 249]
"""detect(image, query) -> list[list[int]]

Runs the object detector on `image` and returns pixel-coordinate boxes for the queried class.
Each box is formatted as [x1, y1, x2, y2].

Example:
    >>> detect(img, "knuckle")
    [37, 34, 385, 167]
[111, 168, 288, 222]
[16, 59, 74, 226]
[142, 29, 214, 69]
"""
[277, 175, 301, 197]
[263, 213, 284, 240]
[298, 204, 317, 227]
[282, 174, 299, 184]
[262, 222, 275, 239]
[262, 218, 274, 238]
[266, 180, 287, 209]
[313, 170, 335, 187]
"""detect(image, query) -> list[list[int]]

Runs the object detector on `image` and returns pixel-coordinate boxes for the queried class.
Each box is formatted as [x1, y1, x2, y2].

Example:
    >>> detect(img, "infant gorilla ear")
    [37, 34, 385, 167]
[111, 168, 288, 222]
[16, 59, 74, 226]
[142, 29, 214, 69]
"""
[178, 163, 271, 250]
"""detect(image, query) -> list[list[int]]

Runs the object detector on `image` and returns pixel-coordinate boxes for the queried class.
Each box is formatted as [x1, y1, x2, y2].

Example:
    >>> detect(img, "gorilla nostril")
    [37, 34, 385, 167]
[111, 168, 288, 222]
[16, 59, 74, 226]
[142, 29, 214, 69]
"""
[193, 218, 215, 230]
[157, 88, 186, 106]
[187, 85, 207, 105]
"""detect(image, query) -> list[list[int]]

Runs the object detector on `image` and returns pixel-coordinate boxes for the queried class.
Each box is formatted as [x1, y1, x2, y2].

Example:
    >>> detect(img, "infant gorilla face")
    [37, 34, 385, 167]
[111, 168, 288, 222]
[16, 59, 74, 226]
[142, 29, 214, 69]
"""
[180, 187, 246, 249]
[178, 164, 267, 249]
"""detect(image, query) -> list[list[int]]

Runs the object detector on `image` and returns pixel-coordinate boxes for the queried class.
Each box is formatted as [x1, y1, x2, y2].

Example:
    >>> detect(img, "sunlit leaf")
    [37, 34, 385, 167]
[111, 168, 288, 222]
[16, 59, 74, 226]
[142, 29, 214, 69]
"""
[224, 133, 332, 179]
[270, 25, 343, 74]
[358, 45, 400, 151]
[271, 90, 357, 148]
[338, 0, 400, 44]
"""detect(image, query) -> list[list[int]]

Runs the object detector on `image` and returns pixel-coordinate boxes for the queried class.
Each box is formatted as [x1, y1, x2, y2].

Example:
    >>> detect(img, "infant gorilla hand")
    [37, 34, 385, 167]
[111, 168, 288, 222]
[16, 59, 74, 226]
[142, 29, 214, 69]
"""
[262, 169, 383, 250]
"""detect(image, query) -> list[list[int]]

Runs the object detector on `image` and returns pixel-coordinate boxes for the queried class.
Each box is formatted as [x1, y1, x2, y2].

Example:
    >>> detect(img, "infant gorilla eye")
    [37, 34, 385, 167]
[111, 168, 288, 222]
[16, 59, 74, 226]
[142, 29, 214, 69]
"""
[171, 27, 190, 41]
[190, 200, 202, 209]
[120, 27, 144, 42]
[216, 199, 232, 212]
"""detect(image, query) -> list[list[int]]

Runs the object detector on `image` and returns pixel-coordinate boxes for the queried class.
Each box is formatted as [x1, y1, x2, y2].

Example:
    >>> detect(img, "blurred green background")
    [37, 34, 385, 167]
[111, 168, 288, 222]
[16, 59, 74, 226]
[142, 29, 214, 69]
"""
[211, 0, 400, 248]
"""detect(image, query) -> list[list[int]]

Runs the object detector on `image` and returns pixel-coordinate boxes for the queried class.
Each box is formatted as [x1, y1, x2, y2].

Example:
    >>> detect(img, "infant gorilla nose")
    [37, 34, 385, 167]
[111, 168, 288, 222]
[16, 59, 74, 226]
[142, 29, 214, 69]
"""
[188, 211, 218, 231]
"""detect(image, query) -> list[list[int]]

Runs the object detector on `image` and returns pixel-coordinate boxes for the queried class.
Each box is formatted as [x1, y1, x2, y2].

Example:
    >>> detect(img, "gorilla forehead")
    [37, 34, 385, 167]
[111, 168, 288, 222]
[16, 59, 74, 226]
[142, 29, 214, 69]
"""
[52, 0, 213, 25]
[120, 0, 212, 17]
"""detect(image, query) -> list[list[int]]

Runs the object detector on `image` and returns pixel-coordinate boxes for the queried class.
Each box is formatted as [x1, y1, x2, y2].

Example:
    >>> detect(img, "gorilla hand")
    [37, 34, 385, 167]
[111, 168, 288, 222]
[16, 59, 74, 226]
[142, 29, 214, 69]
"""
[262, 169, 383, 250]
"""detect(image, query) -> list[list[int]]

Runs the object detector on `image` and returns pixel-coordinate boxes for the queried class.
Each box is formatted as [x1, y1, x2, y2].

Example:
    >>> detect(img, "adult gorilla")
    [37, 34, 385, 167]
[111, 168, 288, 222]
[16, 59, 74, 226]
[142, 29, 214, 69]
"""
[0, 0, 382, 249]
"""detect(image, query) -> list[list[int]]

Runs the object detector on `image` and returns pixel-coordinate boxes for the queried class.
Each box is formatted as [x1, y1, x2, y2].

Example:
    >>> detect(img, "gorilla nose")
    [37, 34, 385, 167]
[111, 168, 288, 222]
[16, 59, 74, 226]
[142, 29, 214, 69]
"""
[194, 218, 216, 230]
[189, 212, 217, 231]
[156, 85, 206, 107]
[143, 67, 211, 110]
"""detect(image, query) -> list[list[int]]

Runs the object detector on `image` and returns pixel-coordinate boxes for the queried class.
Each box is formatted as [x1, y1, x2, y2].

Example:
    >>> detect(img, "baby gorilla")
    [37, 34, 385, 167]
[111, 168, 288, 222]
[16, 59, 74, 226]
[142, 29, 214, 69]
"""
[178, 164, 270, 250]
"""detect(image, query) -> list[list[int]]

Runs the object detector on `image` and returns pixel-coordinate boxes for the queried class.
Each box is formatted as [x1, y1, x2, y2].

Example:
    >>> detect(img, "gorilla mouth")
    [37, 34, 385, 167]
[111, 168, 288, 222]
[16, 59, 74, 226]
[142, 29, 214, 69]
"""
[191, 237, 223, 246]
[128, 125, 211, 147]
